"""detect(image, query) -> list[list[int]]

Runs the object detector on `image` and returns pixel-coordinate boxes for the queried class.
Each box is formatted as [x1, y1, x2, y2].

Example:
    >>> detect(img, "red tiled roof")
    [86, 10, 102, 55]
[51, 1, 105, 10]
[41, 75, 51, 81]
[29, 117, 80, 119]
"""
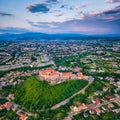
[9, 94, 15, 100]
[0, 104, 3, 110]
[39, 69, 58, 77]
[95, 108, 101, 113]
[20, 114, 28, 120]
[77, 72, 83, 78]
[61, 72, 73, 77]
[89, 109, 95, 114]
[3, 102, 12, 108]
[106, 95, 114, 99]
[95, 98, 101, 104]
[17, 112, 28, 120]
[77, 104, 88, 112]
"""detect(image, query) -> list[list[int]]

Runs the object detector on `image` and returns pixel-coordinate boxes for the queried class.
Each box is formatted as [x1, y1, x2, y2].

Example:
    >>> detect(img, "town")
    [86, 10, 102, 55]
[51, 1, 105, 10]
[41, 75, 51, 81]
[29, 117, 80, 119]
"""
[0, 38, 120, 120]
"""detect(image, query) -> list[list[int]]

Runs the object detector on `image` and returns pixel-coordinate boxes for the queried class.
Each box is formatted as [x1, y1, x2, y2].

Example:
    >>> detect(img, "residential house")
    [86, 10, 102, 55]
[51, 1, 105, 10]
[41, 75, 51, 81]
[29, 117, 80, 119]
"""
[89, 109, 95, 114]
[83, 112, 88, 118]
[95, 90, 102, 95]
[8, 94, 15, 100]
[108, 104, 114, 108]
[95, 108, 101, 114]
[95, 98, 101, 104]
[0, 104, 4, 110]
[3, 102, 12, 110]
[106, 95, 115, 101]
[17, 112, 28, 120]
[77, 104, 88, 112]
[103, 87, 109, 92]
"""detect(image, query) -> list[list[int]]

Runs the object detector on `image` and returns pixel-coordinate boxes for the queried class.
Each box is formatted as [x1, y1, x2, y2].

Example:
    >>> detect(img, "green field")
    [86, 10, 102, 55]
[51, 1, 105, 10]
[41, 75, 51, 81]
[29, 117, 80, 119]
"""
[14, 76, 88, 111]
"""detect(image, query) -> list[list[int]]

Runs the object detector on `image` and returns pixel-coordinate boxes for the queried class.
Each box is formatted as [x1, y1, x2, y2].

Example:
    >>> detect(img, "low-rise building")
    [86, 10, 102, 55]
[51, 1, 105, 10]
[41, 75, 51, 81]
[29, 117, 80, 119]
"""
[0, 104, 4, 110]
[3, 102, 12, 110]
[95, 108, 101, 114]
[95, 98, 101, 104]
[77, 104, 88, 112]
[8, 94, 15, 100]
[89, 109, 95, 114]
[108, 103, 114, 108]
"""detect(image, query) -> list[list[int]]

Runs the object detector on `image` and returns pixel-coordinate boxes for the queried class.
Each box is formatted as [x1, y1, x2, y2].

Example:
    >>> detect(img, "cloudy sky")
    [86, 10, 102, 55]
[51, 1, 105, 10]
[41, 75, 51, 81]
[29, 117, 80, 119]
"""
[0, 0, 120, 34]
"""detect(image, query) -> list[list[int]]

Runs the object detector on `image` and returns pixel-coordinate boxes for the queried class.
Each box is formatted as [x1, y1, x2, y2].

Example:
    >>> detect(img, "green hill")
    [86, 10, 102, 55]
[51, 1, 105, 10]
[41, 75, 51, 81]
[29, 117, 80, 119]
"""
[14, 76, 88, 111]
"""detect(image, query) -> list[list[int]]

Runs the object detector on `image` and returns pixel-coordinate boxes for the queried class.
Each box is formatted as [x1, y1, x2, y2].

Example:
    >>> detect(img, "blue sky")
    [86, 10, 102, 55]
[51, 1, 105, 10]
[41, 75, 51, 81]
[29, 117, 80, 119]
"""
[0, 0, 120, 34]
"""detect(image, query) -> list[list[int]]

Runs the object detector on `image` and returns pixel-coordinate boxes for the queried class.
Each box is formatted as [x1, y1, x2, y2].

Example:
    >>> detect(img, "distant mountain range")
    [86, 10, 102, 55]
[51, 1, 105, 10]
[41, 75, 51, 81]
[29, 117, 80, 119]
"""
[0, 32, 120, 40]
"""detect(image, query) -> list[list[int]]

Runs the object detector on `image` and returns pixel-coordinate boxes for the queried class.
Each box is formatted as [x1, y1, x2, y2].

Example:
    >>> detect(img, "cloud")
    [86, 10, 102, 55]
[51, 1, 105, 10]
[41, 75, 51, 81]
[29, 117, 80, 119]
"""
[60, 5, 67, 8]
[55, 12, 65, 17]
[46, 0, 58, 4]
[27, 20, 58, 29]
[26, 3, 50, 13]
[0, 12, 13, 16]
[91, 5, 120, 21]
[106, 0, 120, 3]
[0, 27, 30, 34]
[26, 0, 59, 13]
[26, 5, 120, 34]
[69, 3, 88, 10]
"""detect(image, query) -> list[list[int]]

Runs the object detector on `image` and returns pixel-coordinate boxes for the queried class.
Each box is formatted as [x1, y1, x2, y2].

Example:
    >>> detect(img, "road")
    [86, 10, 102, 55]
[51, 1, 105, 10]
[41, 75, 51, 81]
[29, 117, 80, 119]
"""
[4, 97, 34, 116]
[67, 94, 120, 118]
[51, 79, 93, 110]
[0, 62, 53, 71]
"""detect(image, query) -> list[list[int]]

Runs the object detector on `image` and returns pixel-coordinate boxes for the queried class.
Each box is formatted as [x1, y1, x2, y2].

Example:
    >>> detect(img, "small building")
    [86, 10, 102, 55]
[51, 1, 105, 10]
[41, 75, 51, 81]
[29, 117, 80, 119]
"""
[83, 112, 88, 118]
[77, 104, 88, 112]
[20, 114, 28, 120]
[108, 103, 114, 108]
[0, 104, 4, 110]
[103, 87, 109, 92]
[8, 94, 15, 100]
[17, 112, 28, 120]
[83, 75, 89, 80]
[89, 109, 95, 114]
[102, 105, 107, 111]
[88, 76, 94, 81]
[94, 90, 102, 95]
[70, 106, 78, 112]
[95, 108, 101, 114]
[105, 95, 115, 101]
[95, 98, 101, 104]
[91, 99, 96, 104]
[3, 102, 12, 110]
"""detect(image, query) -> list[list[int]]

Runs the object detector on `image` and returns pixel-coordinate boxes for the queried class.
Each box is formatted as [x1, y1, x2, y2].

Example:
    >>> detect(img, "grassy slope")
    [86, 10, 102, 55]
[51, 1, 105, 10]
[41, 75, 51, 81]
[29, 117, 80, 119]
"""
[14, 76, 88, 110]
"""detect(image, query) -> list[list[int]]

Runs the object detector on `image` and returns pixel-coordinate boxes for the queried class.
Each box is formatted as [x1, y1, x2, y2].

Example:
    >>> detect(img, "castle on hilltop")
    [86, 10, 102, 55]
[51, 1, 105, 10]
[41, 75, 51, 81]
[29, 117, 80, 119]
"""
[39, 69, 88, 85]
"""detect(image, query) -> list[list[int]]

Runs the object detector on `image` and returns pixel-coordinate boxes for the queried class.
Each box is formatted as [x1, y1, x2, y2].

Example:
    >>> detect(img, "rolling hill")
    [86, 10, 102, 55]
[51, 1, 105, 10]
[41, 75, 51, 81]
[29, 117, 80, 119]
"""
[14, 76, 88, 111]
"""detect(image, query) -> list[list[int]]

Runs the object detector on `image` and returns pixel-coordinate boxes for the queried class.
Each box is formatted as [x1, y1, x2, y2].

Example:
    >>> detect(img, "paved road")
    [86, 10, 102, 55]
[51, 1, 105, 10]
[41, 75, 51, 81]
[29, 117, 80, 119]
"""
[0, 62, 53, 71]
[51, 80, 93, 110]
[4, 97, 33, 116]
[68, 95, 120, 118]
